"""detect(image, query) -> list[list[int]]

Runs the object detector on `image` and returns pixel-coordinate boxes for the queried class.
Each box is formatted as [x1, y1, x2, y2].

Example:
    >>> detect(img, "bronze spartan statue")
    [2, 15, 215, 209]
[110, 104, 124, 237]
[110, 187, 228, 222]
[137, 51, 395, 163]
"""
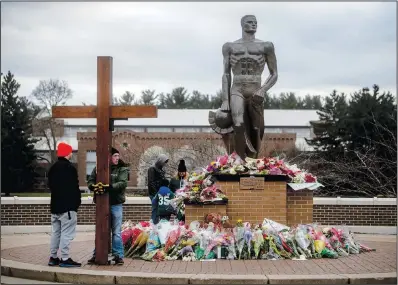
[209, 15, 278, 160]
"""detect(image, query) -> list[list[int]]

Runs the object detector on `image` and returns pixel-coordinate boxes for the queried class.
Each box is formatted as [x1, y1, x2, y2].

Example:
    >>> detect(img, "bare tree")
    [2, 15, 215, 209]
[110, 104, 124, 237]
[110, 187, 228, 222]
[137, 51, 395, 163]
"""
[287, 115, 397, 198]
[31, 79, 73, 163]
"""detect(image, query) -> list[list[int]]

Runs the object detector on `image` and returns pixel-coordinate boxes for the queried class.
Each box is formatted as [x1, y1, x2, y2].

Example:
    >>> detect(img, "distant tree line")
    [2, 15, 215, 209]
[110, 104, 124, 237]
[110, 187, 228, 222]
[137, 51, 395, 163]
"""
[106, 87, 324, 110]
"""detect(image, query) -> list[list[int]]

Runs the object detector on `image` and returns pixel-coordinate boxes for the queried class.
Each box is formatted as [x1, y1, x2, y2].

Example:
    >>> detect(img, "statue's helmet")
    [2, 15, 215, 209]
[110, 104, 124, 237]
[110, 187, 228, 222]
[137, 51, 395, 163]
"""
[208, 109, 234, 135]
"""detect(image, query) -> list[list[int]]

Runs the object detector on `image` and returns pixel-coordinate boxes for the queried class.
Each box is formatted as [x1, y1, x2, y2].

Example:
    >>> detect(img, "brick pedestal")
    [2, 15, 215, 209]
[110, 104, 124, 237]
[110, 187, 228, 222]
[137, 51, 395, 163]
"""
[215, 175, 288, 225]
[184, 175, 314, 226]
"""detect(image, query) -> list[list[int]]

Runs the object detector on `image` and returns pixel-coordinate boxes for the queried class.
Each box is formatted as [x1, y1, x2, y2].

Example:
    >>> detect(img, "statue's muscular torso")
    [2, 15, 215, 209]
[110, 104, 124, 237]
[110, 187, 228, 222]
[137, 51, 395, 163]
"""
[223, 39, 274, 98]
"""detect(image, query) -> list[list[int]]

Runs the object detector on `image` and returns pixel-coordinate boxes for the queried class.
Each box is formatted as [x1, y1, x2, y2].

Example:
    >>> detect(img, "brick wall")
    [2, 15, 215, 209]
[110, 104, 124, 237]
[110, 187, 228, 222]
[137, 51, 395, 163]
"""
[185, 204, 227, 225]
[1, 203, 151, 226]
[1, 197, 396, 227]
[313, 205, 397, 226]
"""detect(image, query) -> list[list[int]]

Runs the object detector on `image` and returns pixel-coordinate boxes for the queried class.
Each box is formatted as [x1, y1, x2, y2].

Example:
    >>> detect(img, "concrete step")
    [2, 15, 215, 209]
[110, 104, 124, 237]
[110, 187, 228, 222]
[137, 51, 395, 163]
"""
[1, 275, 69, 284]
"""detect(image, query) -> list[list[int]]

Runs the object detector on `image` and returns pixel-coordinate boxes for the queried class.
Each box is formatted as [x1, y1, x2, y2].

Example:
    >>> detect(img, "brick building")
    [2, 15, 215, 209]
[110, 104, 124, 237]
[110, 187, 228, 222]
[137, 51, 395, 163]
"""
[34, 109, 319, 187]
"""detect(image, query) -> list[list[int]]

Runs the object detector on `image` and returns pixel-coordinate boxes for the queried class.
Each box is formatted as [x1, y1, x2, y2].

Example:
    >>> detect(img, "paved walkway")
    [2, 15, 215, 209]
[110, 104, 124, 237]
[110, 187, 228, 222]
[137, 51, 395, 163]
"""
[1, 232, 396, 284]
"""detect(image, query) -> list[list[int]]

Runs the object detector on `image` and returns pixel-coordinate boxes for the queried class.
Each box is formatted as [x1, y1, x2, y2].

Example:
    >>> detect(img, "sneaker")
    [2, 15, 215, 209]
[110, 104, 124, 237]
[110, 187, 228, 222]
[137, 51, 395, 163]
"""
[59, 258, 82, 268]
[113, 255, 124, 265]
[48, 257, 60, 266]
[87, 255, 96, 265]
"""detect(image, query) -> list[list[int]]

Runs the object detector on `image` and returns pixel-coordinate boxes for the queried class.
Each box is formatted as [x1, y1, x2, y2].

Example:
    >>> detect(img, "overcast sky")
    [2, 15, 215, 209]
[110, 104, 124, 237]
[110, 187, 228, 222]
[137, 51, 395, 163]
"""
[1, 2, 396, 105]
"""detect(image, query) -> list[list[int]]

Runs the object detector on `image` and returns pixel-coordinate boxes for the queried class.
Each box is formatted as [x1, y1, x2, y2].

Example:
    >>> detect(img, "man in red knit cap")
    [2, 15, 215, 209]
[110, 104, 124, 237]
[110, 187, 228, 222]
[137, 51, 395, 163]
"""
[47, 142, 81, 267]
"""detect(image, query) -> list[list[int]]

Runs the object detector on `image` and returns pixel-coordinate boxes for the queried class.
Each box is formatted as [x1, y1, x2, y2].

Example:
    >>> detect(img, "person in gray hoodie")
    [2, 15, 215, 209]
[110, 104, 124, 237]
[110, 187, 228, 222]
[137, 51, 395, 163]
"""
[147, 154, 169, 224]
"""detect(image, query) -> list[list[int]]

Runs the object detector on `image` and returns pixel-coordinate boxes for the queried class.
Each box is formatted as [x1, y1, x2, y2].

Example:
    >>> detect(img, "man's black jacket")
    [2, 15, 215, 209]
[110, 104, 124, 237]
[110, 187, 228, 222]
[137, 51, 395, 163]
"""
[48, 157, 81, 214]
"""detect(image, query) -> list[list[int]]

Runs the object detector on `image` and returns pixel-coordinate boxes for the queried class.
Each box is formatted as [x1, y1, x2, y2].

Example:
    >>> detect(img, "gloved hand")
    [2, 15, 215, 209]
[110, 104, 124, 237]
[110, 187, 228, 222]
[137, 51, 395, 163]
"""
[88, 184, 95, 191]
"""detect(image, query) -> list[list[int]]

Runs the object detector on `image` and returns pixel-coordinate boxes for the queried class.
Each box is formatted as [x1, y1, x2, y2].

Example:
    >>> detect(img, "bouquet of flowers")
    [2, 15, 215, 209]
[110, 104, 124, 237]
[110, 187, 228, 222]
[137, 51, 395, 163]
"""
[263, 234, 283, 260]
[242, 223, 253, 260]
[252, 227, 264, 259]
[223, 230, 237, 259]
[125, 230, 149, 258]
[164, 226, 182, 254]
[338, 228, 360, 254]
[121, 220, 135, 246]
[233, 219, 246, 259]
[294, 227, 312, 258]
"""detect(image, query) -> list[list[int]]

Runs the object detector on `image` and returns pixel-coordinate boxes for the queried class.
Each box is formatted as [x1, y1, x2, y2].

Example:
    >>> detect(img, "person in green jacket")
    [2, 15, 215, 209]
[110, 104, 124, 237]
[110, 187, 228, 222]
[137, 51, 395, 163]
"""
[87, 147, 128, 265]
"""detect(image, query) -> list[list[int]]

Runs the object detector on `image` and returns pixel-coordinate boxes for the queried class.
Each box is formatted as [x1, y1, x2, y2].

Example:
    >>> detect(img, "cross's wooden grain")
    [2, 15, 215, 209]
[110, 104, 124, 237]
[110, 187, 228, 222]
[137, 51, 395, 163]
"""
[94, 56, 112, 265]
[51, 56, 158, 265]
[52, 105, 158, 119]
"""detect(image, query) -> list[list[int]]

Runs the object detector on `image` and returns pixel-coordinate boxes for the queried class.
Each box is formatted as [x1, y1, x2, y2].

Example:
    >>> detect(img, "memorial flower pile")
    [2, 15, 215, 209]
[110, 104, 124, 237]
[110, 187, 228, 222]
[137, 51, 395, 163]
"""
[121, 218, 374, 261]
[173, 169, 228, 205]
[167, 153, 321, 218]
[205, 153, 318, 184]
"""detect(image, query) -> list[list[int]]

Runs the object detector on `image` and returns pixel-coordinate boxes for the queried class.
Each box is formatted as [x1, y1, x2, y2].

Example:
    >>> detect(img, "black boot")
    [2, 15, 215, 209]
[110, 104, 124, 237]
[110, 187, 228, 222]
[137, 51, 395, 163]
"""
[87, 255, 96, 264]
[112, 255, 124, 265]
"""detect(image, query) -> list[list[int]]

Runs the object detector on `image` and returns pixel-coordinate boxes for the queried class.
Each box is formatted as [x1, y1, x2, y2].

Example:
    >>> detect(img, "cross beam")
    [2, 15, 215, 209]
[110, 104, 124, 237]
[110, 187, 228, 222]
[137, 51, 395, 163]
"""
[52, 105, 157, 119]
[51, 56, 157, 265]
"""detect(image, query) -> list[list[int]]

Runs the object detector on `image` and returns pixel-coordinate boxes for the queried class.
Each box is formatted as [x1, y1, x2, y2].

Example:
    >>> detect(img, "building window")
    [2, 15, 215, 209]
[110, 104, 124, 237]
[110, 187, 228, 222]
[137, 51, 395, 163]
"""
[86, 151, 96, 181]
[147, 127, 173, 132]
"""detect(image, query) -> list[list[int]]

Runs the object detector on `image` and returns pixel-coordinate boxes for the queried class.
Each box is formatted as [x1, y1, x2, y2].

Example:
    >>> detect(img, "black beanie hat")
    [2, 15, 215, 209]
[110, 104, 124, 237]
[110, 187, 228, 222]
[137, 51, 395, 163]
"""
[178, 159, 187, 172]
[111, 147, 119, 155]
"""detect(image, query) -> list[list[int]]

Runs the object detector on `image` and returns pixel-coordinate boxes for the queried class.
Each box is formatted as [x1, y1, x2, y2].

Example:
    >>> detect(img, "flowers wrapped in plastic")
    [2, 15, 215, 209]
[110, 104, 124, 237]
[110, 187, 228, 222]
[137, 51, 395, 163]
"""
[294, 227, 312, 258]
[121, 218, 374, 262]
[233, 219, 246, 259]
[140, 223, 162, 261]
[252, 228, 264, 259]
[125, 230, 149, 258]
[241, 222, 253, 260]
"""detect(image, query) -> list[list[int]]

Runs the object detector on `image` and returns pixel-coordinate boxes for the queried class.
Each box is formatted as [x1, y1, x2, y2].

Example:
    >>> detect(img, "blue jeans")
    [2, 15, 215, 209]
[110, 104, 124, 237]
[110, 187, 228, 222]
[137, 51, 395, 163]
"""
[92, 204, 124, 258]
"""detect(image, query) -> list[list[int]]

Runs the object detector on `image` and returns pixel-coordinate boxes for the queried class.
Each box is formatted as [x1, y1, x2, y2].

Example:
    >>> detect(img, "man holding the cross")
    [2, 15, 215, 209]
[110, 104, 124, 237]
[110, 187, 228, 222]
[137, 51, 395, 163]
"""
[87, 147, 129, 265]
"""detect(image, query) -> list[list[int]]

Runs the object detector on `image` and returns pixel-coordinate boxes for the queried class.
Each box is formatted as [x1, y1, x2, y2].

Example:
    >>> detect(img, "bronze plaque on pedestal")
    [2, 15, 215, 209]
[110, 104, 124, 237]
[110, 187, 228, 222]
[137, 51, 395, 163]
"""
[240, 177, 264, 190]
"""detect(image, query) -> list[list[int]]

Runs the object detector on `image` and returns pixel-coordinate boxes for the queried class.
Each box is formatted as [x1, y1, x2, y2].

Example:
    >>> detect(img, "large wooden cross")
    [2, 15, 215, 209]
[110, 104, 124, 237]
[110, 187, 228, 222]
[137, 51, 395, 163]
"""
[52, 56, 157, 265]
